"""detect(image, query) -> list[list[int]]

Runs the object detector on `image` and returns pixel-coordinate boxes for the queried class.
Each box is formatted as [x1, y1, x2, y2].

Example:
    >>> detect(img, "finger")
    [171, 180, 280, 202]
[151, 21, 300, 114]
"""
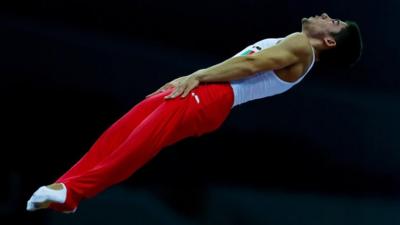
[174, 86, 185, 98]
[181, 82, 198, 98]
[146, 90, 162, 98]
[165, 85, 184, 99]
[164, 88, 179, 99]
[181, 85, 193, 98]
[181, 87, 190, 98]
[146, 84, 169, 98]
[146, 87, 164, 98]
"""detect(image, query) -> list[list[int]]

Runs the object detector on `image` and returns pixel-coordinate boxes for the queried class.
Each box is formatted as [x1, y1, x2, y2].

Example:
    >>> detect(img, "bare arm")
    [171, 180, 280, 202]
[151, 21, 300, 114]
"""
[192, 32, 310, 82]
[189, 56, 257, 82]
[147, 32, 310, 99]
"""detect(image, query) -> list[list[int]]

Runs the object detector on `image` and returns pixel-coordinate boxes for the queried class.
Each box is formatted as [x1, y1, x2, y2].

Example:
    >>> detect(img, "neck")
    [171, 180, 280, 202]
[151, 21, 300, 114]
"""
[301, 31, 322, 62]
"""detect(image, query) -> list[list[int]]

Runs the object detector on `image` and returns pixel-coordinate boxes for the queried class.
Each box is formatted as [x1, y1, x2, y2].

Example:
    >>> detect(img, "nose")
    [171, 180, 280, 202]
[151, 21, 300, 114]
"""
[321, 13, 329, 19]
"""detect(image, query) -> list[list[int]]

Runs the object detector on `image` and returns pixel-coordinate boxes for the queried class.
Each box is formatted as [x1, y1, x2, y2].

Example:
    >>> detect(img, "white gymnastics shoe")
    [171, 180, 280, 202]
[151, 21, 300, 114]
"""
[26, 183, 67, 212]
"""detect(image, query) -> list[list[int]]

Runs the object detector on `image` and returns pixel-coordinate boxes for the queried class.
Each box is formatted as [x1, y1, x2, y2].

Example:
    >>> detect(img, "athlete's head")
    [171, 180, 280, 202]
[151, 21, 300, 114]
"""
[301, 13, 363, 68]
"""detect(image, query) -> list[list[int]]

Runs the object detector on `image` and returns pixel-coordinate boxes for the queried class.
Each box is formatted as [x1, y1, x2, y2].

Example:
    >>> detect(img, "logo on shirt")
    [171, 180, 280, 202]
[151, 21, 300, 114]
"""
[240, 45, 262, 56]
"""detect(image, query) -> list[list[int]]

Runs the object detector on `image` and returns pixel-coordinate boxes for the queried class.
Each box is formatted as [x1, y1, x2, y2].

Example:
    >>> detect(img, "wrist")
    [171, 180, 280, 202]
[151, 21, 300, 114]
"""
[190, 69, 206, 81]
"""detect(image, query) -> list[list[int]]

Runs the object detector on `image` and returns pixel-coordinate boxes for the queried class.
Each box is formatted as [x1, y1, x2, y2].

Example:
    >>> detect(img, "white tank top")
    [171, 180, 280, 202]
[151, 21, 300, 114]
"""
[230, 37, 315, 107]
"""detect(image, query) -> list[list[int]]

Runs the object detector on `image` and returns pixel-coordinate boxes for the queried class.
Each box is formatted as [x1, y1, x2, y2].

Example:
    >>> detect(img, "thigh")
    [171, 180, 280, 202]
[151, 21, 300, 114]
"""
[180, 83, 234, 136]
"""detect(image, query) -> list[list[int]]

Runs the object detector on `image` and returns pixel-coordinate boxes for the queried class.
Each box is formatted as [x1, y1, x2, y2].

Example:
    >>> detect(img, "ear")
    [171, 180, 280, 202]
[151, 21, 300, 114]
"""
[323, 37, 336, 48]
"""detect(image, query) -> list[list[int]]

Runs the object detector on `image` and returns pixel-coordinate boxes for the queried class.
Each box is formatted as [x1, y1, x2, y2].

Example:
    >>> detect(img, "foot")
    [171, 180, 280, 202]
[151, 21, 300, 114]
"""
[26, 183, 67, 212]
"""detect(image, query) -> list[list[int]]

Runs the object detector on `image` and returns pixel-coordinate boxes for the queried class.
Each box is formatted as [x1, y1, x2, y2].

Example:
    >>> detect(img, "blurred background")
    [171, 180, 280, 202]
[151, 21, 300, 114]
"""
[1, 0, 400, 224]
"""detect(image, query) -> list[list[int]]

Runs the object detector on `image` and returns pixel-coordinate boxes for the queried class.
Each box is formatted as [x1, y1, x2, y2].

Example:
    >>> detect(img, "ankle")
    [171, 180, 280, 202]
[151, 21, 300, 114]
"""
[46, 183, 64, 190]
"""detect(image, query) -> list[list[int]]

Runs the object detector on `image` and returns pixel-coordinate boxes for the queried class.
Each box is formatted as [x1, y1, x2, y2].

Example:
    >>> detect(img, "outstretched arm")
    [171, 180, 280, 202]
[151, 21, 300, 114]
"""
[194, 32, 309, 82]
[147, 32, 310, 99]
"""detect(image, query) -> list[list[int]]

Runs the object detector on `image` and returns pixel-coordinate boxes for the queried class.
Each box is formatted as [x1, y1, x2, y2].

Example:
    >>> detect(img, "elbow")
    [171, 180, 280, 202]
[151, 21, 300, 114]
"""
[243, 56, 261, 74]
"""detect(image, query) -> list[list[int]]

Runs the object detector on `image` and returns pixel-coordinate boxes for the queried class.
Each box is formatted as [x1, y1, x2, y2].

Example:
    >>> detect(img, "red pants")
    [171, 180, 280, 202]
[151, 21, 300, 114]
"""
[49, 83, 234, 212]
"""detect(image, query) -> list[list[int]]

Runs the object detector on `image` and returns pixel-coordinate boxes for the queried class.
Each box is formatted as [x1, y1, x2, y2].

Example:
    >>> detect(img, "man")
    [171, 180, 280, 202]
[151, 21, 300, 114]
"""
[26, 13, 363, 213]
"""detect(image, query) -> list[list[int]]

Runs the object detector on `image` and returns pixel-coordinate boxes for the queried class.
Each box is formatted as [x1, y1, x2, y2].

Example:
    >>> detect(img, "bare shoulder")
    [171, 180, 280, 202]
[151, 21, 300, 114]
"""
[278, 32, 311, 56]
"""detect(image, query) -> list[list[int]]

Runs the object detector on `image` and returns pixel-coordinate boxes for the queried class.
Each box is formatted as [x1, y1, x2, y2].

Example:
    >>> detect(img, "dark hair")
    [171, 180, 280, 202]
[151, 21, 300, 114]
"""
[319, 21, 363, 68]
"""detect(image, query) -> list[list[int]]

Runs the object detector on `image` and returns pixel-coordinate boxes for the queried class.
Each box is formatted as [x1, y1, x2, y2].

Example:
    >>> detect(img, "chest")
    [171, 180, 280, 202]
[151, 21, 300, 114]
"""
[274, 62, 306, 83]
[274, 53, 312, 82]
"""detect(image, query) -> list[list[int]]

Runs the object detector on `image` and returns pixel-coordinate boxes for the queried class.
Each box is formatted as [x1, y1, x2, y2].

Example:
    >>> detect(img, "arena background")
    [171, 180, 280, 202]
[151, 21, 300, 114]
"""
[1, 0, 399, 224]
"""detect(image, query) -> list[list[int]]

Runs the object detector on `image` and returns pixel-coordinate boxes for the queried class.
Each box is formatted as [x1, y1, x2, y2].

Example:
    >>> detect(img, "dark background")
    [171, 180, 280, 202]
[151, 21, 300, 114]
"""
[1, 0, 400, 225]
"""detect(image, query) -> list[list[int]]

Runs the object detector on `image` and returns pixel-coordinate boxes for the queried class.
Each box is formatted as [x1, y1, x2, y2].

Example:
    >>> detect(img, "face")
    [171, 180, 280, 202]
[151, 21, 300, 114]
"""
[302, 13, 348, 47]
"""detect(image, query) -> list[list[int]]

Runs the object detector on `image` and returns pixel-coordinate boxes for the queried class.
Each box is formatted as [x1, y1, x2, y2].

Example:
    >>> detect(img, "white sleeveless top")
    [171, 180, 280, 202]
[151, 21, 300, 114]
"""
[230, 37, 315, 107]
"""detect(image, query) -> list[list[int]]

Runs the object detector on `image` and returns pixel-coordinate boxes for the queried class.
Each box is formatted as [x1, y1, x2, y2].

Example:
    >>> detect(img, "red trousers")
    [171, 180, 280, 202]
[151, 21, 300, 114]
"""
[49, 83, 234, 212]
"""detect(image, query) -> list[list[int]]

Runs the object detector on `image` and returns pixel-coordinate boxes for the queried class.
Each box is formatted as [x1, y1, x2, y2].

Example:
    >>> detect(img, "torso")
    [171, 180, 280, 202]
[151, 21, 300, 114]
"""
[273, 38, 314, 83]
[230, 34, 315, 107]
[274, 61, 308, 83]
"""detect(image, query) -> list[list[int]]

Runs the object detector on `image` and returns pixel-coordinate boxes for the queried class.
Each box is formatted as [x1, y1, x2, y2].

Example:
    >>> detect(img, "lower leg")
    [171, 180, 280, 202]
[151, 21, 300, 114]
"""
[27, 93, 168, 213]
[26, 183, 73, 213]
[28, 84, 233, 213]
[61, 99, 190, 198]
[56, 94, 166, 182]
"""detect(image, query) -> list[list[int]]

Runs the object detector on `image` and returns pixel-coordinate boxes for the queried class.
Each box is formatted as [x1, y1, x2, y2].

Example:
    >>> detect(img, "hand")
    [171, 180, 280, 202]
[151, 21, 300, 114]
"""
[146, 75, 200, 99]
